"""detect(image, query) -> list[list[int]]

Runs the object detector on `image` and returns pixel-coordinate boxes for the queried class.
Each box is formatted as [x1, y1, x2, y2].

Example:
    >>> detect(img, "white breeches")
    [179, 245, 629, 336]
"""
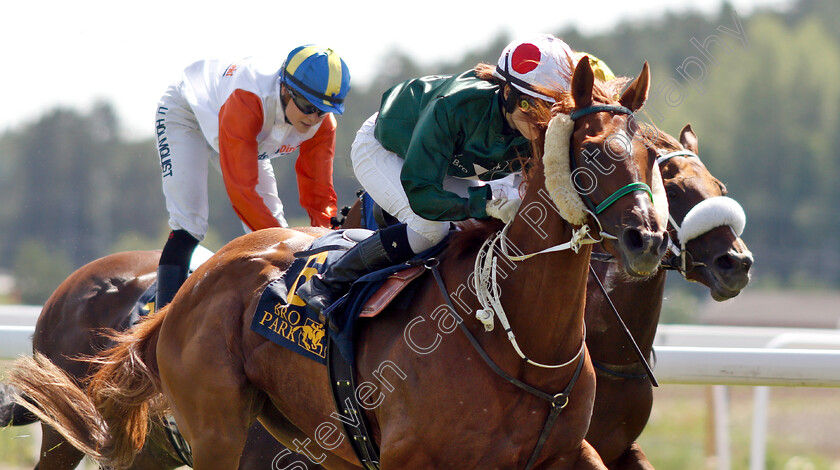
[155, 81, 286, 241]
[351, 114, 497, 252]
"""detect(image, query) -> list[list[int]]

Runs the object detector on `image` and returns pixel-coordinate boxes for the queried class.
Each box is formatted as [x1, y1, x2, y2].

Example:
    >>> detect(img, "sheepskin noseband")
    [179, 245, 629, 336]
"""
[542, 113, 668, 227]
[676, 196, 746, 245]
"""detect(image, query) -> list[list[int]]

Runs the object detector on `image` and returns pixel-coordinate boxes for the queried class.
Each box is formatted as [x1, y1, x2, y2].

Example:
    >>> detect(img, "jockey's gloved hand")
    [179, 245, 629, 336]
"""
[486, 197, 521, 223]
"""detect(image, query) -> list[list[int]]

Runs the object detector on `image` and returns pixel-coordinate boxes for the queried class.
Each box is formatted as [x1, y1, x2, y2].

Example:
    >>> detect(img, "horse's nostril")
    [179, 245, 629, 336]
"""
[715, 254, 737, 272]
[715, 252, 754, 273]
[622, 227, 644, 251]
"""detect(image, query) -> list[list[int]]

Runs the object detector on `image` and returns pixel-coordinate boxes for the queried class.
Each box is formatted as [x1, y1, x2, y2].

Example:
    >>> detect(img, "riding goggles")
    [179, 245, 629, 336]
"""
[288, 87, 326, 117]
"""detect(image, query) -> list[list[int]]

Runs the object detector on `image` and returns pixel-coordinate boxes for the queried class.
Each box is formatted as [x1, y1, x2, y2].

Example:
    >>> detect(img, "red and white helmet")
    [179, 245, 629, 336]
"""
[493, 34, 575, 103]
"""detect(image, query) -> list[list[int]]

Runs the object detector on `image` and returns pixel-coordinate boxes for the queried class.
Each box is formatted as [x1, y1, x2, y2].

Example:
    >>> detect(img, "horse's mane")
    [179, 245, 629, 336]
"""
[650, 125, 682, 153]
[444, 219, 504, 261]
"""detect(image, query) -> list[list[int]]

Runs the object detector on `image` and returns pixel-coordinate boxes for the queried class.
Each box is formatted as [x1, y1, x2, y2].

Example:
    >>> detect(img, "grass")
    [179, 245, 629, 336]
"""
[1, 362, 38, 469]
[0, 423, 38, 469]
[639, 384, 840, 470]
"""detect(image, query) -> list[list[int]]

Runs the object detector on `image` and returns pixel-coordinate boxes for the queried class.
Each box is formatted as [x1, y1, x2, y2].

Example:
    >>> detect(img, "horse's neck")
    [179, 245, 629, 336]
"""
[493, 184, 591, 365]
[586, 260, 666, 363]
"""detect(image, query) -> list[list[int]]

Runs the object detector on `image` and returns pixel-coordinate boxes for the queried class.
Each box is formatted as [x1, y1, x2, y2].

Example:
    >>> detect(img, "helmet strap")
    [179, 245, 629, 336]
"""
[278, 84, 292, 124]
[503, 85, 522, 115]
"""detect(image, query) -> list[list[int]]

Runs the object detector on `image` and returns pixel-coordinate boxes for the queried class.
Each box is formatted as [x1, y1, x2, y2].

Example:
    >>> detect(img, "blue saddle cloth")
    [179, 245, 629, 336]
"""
[250, 230, 361, 364]
[250, 229, 445, 366]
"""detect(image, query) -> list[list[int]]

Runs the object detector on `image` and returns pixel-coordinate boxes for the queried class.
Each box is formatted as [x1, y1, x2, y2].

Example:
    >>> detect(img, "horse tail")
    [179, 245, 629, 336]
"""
[8, 310, 167, 468]
[0, 383, 38, 426]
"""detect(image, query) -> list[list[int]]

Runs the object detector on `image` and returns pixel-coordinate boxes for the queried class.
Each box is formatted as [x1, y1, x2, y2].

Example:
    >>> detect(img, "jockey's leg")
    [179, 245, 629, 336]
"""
[154, 82, 209, 312]
[297, 223, 415, 329]
[297, 112, 453, 326]
[155, 229, 198, 311]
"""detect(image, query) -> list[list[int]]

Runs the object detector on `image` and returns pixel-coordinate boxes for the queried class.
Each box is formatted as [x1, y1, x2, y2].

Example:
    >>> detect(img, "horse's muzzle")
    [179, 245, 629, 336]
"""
[619, 226, 669, 276]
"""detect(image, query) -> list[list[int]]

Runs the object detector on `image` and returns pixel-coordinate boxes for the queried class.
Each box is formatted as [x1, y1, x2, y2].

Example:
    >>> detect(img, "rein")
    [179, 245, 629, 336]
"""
[473, 221, 591, 369]
[588, 264, 659, 387]
[422, 104, 642, 469]
[593, 149, 748, 381]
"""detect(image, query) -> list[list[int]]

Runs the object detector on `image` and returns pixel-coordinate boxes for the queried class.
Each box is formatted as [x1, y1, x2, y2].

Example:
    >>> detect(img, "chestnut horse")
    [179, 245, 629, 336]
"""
[11, 58, 667, 469]
[582, 124, 753, 470]
[2, 125, 750, 470]
[1, 125, 751, 470]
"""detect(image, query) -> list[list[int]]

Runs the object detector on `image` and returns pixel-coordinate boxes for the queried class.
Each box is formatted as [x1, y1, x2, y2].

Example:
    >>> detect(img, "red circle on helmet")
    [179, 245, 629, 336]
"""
[511, 43, 541, 74]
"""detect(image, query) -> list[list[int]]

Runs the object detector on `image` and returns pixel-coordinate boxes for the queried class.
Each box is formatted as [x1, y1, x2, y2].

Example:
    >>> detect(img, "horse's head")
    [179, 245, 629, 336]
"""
[657, 124, 753, 300]
[540, 57, 668, 277]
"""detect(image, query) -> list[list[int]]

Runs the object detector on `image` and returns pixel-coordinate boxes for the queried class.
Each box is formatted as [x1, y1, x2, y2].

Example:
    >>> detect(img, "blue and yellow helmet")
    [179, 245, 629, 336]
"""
[280, 45, 351, 115]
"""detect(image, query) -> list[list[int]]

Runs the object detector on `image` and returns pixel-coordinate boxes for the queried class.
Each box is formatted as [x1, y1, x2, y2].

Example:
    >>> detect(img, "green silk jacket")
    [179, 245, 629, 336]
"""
[373, 71, 530, 221]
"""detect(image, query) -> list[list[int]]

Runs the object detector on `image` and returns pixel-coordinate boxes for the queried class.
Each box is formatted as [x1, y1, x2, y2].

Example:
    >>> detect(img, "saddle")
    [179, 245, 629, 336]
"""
[249, 229, 429, 364]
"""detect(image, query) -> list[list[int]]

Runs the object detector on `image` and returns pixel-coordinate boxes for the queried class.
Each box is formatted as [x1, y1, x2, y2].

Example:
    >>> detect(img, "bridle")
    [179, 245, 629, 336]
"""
[473, 103, 658, 367]
[655, 150, 704, 274]
[590, 147, 747, 384]
[569, 105, 655, 217]
[591, 148, 730, 276]
[654, 149, 746, 277]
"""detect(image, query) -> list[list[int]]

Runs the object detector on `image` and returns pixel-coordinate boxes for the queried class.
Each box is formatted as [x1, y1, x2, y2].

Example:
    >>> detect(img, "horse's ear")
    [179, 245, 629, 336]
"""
[619, 61, 650, 112]
[679, 123, 700, 154]
[571, 55, 594, 110]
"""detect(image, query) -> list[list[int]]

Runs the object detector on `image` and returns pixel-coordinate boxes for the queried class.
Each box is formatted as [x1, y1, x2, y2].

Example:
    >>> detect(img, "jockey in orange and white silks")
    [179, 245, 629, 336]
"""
[154, 45, 350, 312]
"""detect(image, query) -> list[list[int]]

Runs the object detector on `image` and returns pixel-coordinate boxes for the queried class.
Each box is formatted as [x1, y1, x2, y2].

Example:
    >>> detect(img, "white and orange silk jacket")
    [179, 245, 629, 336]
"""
[181, 57, 338, 228]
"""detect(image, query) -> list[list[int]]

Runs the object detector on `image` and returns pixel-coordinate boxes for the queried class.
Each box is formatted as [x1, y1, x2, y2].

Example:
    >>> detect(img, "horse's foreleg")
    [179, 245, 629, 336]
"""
[571, 440, 609, 470]
[36, 425, 84, 470]
[610, 442, 654, 470]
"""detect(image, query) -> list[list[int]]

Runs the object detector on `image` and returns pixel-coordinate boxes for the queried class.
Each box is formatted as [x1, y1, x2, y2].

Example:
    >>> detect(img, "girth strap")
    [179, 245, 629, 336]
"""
[427, 260, 585, 470]
[327, 340, 381, 469]
[162, 415, 194, 467]
[592, 359, 650, 380]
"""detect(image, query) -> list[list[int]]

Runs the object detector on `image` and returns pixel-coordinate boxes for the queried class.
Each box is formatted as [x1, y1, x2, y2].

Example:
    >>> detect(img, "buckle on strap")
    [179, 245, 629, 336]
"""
[551, 393, 570, 409]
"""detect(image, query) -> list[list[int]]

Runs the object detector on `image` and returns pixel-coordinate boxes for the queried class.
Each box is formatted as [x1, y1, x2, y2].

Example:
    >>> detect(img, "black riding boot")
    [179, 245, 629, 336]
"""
[155, 230, 199, 312]
[155, 264, 188, 312]
[297, 224, 415, 330]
